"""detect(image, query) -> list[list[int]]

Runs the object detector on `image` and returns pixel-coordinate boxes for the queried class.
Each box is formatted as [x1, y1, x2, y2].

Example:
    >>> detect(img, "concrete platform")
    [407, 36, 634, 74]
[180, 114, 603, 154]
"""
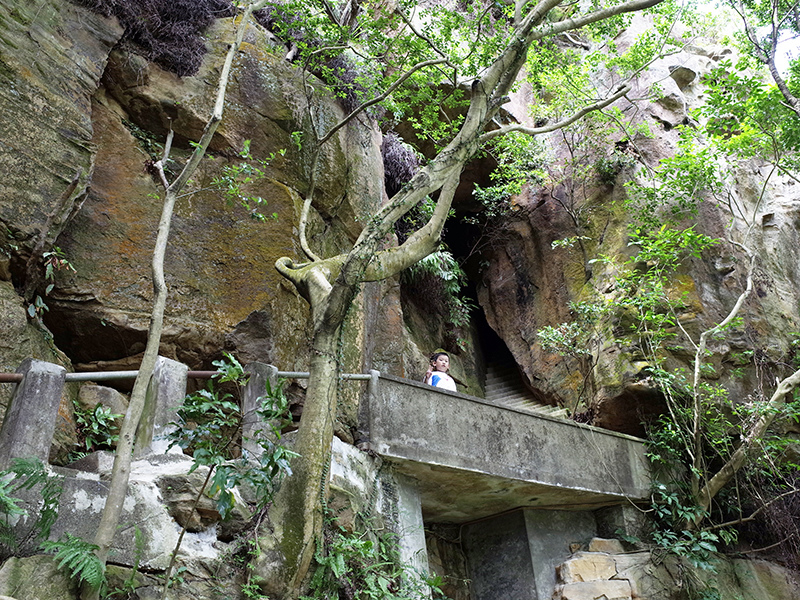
[365, 375, 650, 522]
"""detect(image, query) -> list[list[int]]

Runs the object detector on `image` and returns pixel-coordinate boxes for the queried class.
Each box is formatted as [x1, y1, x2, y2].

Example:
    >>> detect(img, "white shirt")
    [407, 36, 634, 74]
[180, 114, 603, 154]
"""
[430, 372, 457, 392]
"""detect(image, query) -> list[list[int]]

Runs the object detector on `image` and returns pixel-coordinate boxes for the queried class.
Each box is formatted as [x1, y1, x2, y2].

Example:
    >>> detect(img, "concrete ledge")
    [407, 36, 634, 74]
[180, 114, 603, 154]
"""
[368, 375, 650, 522]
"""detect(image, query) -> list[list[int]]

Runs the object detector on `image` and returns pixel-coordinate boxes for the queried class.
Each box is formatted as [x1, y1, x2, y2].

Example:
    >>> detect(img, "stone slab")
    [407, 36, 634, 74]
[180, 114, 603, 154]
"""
[559, 553, 617, 583]
[557, 580, 632, 600]
[588, 538, 626, 554]
[241, 362, 278, 460]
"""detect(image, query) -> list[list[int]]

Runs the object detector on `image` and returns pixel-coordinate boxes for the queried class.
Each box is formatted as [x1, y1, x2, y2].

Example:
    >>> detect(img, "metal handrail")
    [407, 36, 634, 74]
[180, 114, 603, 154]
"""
[0, 369, 374, 383]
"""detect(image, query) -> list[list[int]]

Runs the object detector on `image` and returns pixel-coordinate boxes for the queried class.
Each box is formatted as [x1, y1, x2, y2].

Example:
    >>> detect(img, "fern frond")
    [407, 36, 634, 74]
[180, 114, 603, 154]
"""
[2, 457, 63, 544]
[0, 476, 25, 517]
[0, 523, 18, 552]
[34, 477, 63, 541]
[42, 533, 106, 590]
[9, 457, 50, 491]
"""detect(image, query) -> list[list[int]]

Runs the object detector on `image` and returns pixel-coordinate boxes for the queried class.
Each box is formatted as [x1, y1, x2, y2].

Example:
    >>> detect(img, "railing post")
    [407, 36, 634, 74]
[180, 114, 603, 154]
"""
[356, 369, 379, 449]
[0, 359, 66, 469]
[134, 357, 188, 457]
[242, 362, 279, 461]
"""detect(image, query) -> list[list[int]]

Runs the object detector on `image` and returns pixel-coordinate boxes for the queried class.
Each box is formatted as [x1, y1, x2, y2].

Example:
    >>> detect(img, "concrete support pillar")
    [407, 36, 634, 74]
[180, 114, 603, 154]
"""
[242, 362, 278, 461]
[523, 509, 597, 600]
[0, 359, 66, 469]
[463, 509, 597, 600]
[462, 510, 538, 600]
[134, 357, 188, 457]
[394, 474, 430, 582]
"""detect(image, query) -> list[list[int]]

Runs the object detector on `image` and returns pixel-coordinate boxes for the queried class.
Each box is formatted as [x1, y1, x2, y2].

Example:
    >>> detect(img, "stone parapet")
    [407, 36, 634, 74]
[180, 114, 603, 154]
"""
[366, 374, 651, 522]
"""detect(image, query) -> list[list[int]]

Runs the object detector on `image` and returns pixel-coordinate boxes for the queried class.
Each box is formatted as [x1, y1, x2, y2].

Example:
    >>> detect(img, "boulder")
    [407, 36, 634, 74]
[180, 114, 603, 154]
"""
[156, 468, 250, 541]
[0, 555, 78, 600]
[77, 383, 128, 416]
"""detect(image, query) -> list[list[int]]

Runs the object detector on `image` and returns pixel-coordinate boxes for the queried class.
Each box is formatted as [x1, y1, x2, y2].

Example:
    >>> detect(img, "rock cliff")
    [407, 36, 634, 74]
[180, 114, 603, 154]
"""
[1, 1, 800, 598]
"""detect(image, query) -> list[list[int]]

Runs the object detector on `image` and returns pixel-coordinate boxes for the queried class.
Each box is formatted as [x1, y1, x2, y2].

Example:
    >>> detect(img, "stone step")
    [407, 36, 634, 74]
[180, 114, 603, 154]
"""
[485, 381, 527, 394]
[485, 384, 521, 395]
[484, 362, 569, 420]
[493, 395, 566, 417]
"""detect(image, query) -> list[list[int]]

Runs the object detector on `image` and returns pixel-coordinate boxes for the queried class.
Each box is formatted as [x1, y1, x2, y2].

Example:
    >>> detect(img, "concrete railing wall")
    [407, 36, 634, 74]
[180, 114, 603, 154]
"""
[365, 374, 651, 522]
[0, 359, 650, 521]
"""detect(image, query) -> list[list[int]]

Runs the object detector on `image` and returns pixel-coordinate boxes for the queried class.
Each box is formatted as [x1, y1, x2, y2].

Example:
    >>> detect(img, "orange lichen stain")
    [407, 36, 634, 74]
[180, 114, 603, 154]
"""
[56, 394, 77, 433]
[669, 274, 703, 313]
[562, 368, 585, 396]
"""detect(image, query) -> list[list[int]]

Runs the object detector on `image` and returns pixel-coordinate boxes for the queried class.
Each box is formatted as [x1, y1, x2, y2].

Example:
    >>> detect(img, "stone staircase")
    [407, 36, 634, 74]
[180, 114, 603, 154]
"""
[484, 362, 569, 419]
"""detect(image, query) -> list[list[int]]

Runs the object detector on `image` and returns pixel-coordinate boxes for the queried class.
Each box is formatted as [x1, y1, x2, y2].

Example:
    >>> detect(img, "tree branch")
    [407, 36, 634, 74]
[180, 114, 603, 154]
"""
[690, 244, 756, 501]
[527, 0, 665, 41]
[734, 0, 800, 120]
[298, 151, 323, 262]
[363, 170, 461, 280]
[695, 366, 800, 517]
[318, 57, 449, 146]
[396, 7, 452, 64]
[479, 85, 631, 143]
[704, 487, 800, 531]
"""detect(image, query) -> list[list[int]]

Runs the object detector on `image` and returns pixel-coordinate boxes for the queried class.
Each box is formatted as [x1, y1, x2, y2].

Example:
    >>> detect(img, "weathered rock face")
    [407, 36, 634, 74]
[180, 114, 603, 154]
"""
[477, 25, 800, 434]
[0, 0, 122, 292]
[48, 17, 384, 375]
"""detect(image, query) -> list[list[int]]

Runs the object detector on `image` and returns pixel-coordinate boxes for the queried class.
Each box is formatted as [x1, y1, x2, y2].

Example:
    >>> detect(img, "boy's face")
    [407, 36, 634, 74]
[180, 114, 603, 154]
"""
[432, 354, 449, 372]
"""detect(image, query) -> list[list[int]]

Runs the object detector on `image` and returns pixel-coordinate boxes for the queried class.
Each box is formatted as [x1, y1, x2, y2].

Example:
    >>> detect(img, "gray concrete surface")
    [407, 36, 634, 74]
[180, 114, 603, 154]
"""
[0, 358, 66, 469]
[462, 508, 597, 600]
[365, 375, 650, 522]
[463, 510, 538, 600]
[524, 509, 597, 599]
[242, 361, 279, 461]
[135, 356, 188, 457]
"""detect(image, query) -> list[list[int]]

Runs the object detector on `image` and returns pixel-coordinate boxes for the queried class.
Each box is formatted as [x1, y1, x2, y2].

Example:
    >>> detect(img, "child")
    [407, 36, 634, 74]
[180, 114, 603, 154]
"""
[424, 351, 457, 392]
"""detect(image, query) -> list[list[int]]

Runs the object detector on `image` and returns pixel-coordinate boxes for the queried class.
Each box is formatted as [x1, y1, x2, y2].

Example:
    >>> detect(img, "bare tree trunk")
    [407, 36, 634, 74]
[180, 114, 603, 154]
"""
[82, 6, 265, 598]
[82, 185, 177, 600]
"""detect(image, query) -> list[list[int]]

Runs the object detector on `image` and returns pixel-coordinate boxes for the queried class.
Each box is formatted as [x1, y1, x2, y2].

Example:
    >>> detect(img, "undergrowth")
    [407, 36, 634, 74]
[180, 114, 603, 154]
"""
[302, 517, 449, 600]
